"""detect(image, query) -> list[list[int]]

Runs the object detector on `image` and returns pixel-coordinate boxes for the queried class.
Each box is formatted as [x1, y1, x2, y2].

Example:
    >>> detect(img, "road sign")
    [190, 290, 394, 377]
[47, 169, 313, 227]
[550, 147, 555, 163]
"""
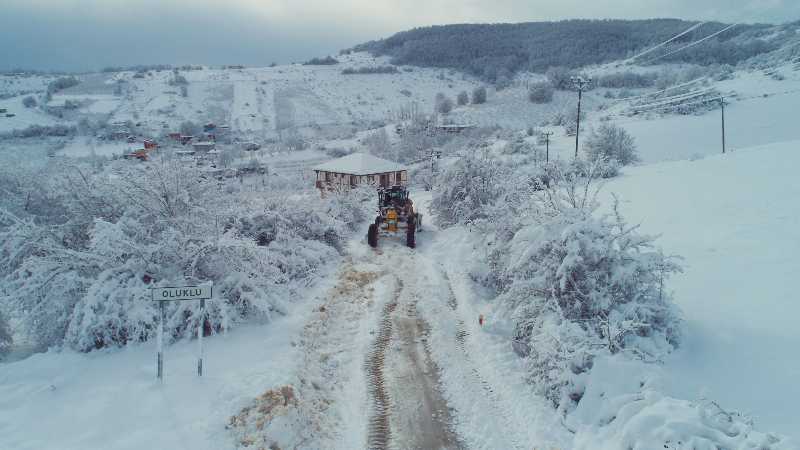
[150, 283, 213, 381]
[151, 285, 212, 302]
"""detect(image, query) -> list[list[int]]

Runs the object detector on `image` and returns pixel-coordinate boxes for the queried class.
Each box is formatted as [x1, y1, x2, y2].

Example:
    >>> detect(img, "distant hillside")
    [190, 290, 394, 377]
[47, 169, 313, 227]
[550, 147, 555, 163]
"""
[350, 19, 787, 82]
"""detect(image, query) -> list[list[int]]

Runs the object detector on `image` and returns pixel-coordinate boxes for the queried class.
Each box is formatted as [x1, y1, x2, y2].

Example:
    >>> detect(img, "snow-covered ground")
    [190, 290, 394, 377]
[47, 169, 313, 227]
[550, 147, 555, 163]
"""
[600, 140, 800, 440]
[605, 69, 800, 163]
[0, 319, 308, 450]
[0, 95, 63, 133]
[58, 138, 138, 158]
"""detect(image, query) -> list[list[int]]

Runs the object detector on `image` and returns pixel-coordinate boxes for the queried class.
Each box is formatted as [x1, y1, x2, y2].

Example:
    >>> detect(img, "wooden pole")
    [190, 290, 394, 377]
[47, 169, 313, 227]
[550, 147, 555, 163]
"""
[197, 299, 205, 377]
[157, 301, 164, 381]
[721, 96, 726, 154]
[543, 131, 553, 163]
[571, 76, 591, 159]
[575, 88, 582, 158]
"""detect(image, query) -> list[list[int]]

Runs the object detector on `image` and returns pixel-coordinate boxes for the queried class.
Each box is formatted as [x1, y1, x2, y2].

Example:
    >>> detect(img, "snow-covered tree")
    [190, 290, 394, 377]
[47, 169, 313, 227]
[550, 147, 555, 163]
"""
[456, 90, 469, 106]
[430, 150, 508, 227]
[482, 165, 682, 409]
[364, 128, 393, 160]
[0, 310, 12, 356]
[546, 66, 576, 90]
[471, 86, 487, 104]
[434, 93, 453, 114]
[528, 81, 555, 104]
[585, 123, 639, 165]
[179, 120, 200, 136]
[0, 156, 369, 352]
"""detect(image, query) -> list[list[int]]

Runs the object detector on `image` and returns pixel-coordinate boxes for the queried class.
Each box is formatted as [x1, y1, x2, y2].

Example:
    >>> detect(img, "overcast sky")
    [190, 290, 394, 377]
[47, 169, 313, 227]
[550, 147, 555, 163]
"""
[2, 0, 799, 71]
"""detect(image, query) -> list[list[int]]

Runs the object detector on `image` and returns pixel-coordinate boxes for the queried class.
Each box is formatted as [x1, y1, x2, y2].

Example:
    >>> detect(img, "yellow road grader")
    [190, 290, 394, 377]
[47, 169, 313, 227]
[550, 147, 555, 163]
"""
[367, 186, 422, 248]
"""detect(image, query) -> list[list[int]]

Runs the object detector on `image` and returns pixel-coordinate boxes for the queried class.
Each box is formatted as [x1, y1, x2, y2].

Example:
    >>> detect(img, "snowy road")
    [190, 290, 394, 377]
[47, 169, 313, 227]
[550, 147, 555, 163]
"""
[285, 193, 571, 449]
[364, 263, 462, 450]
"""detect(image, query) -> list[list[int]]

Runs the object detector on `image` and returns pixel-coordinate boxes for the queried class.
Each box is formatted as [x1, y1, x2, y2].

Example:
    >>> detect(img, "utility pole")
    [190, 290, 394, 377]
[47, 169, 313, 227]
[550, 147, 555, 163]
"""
[720, 96, 727, 154]
[542, 131, 554, 163]
[571, 76, 592, 159]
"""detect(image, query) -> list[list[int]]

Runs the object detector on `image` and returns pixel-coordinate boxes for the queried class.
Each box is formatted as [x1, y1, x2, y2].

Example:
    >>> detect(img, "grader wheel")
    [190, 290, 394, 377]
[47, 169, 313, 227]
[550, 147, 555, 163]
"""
[406, 216, 416, 248]
[367, 223, 378, 248]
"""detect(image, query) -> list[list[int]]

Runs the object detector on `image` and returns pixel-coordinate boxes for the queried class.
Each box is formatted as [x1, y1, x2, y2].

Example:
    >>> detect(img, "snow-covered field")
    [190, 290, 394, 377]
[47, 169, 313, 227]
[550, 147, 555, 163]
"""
[0, 94, 63, 133]
[0, 316, 310, 450]
[601, 141, 800, 439]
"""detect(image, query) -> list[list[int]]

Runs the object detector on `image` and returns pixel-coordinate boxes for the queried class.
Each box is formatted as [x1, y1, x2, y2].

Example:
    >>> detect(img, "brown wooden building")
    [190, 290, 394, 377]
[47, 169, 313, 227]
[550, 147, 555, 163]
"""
[313, 153, 407, 190]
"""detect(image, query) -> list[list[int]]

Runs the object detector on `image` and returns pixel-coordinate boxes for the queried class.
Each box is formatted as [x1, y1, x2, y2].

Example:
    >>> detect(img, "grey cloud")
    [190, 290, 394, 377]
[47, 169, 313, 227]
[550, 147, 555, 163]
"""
[1, 0, 798, 71]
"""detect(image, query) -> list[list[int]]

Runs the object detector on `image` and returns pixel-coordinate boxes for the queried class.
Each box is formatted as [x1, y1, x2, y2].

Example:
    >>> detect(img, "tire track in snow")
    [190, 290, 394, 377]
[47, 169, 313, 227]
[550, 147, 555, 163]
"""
[364, 278, 399, 450]
[364, 249, 465, 450]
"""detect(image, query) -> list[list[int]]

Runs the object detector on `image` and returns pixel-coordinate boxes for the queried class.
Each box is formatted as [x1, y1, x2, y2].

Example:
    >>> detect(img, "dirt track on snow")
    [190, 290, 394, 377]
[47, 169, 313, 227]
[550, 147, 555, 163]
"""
[364, 264, 463, 450]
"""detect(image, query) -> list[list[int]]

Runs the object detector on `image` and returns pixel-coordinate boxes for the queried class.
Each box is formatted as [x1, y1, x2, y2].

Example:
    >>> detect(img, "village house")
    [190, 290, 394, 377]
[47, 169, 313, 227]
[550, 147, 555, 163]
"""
[313, 153, 407, 190]
[192, 141, 216, 152]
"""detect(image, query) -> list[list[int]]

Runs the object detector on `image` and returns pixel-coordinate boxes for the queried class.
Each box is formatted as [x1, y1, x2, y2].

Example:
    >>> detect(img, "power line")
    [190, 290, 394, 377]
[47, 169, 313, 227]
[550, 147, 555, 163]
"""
[608, 76, 708, 107]
[639, 23, 739, 66]
[623, 22, 707, 64]
[628, 88, 718, 111]
[601, 84, 800, 124]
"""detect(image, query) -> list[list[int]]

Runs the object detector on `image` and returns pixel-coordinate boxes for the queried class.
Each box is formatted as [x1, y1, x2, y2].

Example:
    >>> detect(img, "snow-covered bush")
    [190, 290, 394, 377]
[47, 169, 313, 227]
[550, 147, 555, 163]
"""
[47, 76, 80, 94]
[430, 150, 508, 227]
[502, 137, 540, 159]
[282, 131, 307, 151]
[179, 120, 200, 136]
[0, 124, 76, 139]
[471, 86, 487, 104]
[303, 56, 339, 65]
[363, 128, 393, 160]
[395, 117, 457, 163]
[585, 123, 638, 166]
[435, 93, 454, 114]
[483, 168, 682, 410]
[22, 96, 37, 108]
[0, 310, 11, 356]
[324, 146, 353, 158]
[341, 66, 399, 75]
[0, 157, 368, 352]
[528, 81, 555, 103]
[457, 90, 469, 106]
[546, 66, 577, 90]
[168, 72, 188, 86]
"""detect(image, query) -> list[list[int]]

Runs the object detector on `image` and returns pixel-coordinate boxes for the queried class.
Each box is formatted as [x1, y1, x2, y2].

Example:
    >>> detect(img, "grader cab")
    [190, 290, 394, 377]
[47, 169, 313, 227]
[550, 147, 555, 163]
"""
[367, 186, 422, 248]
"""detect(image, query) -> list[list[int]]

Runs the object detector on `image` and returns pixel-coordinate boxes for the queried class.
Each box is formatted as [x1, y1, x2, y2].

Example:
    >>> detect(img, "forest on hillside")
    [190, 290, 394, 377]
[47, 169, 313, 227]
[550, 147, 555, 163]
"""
[351, 19, 792, 83]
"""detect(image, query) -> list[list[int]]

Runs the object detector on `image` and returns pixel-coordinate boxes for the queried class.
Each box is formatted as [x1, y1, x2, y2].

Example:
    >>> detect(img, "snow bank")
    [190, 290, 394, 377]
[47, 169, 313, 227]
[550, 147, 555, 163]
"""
[601, 140, 800, 440]
[423, 137, 798, 447]
[0, 317, 307, 450]
[571, 355, 787, 450]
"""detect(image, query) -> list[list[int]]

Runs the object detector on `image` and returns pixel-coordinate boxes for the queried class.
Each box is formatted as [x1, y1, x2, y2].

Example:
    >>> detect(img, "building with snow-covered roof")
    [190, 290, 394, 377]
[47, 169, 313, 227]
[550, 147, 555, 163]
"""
[313, 153, 407, 190]
[192, 141, 215, 152]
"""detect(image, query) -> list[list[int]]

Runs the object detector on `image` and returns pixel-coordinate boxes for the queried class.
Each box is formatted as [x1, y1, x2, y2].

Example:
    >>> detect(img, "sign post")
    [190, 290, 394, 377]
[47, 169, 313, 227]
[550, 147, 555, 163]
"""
[157, 301, 165, 381]
[151, 284, 213, 381]
[197, 298, 205, 377]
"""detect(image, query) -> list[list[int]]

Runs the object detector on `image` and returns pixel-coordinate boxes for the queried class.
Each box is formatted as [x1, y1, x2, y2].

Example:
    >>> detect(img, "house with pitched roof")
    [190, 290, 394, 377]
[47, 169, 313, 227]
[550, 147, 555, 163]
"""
[313, 153, 407, 190]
